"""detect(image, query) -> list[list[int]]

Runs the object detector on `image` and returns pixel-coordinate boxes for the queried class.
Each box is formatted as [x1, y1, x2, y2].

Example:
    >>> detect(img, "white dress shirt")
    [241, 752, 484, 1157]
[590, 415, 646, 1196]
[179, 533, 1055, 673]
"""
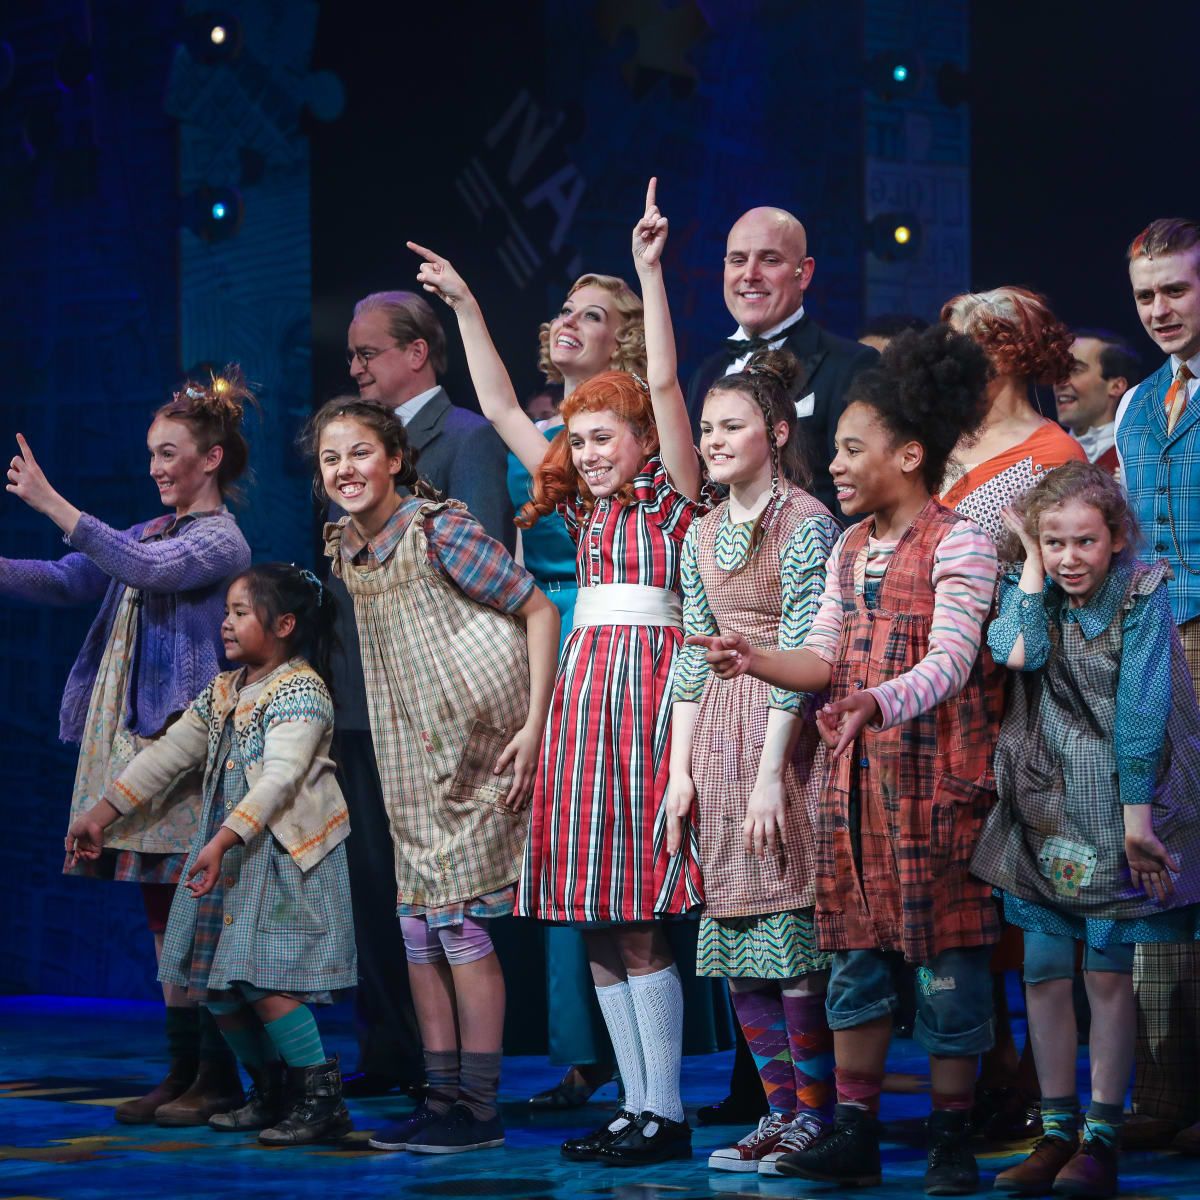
[724, 304, 806, 376]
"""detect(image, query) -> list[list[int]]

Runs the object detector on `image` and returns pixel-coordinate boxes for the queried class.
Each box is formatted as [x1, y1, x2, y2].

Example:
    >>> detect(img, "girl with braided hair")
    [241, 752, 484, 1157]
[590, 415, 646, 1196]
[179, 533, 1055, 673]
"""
[312, 398, 560, 1154]
[665, 348, 841, 1175]
[2, 369, 253, 1125]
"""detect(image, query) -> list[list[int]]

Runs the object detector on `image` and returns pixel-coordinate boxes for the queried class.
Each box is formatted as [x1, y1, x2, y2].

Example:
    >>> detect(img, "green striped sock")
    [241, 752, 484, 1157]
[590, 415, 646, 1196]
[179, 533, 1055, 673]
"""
[1083, 1100, 1123, 1148]
[263, 1006, 326, 1068]
[1041, 1095, 1080, 1143]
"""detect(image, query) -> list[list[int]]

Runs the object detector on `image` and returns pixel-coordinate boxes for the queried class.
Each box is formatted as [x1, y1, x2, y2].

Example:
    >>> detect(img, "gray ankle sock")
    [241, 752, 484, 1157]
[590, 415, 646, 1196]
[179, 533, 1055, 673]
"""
[458, 1050, 501, 1121]
[424, 1048, 459, 1115]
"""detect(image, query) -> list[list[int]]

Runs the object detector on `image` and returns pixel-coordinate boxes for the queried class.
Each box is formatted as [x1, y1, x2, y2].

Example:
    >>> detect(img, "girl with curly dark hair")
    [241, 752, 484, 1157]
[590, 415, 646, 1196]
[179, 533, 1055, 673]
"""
[691, 325, 1003, 1192]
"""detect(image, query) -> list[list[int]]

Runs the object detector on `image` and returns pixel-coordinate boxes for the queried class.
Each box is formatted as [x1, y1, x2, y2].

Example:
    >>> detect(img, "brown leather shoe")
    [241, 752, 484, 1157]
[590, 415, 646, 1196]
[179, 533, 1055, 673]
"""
[994, 1135, 1078, 1195]
[1118, 1113, 1182, 1150]
[1052, 1138, 1118, 1199]
[114, 1058, 197, 1125]
[1171, 1120, 1200, 1156]
[154, 1058, 244, 1127]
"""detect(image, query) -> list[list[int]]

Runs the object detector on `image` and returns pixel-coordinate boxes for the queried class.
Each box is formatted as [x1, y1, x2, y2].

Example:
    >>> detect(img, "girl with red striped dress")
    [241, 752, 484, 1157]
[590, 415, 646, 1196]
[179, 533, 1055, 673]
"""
[415, 180, 706, 1165]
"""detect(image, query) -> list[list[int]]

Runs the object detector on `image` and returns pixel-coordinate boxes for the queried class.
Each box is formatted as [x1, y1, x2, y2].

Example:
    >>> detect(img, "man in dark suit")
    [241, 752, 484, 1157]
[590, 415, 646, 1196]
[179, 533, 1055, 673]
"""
[331, 291, 514, 1096]
[686, 207, 878, 513]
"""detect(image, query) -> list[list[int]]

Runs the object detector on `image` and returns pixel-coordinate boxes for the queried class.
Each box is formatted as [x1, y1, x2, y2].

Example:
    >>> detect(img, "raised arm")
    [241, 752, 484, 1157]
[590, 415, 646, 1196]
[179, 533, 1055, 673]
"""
[0, 550, 110, 607]
[632, 178, 701, 500]
[409, 241, 550, 475]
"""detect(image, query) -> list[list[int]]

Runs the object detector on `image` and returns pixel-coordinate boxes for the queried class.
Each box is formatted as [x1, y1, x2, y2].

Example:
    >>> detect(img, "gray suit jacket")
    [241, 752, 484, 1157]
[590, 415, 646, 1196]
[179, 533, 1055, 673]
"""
[326, 387, 516, 730]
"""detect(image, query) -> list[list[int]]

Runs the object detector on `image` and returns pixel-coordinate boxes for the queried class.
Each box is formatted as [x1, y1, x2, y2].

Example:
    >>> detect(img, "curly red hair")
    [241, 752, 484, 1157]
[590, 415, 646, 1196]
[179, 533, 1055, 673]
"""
[940, 286, 1074, 386]
[517, 371, 659, 528]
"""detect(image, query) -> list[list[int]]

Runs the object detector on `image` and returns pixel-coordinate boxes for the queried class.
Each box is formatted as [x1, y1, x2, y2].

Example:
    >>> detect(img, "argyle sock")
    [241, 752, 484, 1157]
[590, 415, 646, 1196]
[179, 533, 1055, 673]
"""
[730, 984, 796, 1115]
[782, 989, 835, 1120]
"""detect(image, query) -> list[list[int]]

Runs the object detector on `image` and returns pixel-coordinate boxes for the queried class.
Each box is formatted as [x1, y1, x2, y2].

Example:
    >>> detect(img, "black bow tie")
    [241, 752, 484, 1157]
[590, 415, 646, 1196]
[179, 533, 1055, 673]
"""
[723, 315, 805, 359]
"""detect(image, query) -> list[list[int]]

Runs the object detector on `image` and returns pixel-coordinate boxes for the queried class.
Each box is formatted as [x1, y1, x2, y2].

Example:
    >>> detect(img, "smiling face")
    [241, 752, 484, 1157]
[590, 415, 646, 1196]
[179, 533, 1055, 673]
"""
[1130, 249, 1200, 362]
[829, 401, 918, 517]
[1054, 337, 1121, 434]
[567, 407, 649, 499]
[221, 576, 282, 669]
[700, 387, 784, 491]
[723, 208, 814, 336]
[547, 284, 622, 382]
[317, 417, 403, 530]
[147, 416, 221, 513]
[346, 308, 428, 407]
[1037, 498, 1123, 607]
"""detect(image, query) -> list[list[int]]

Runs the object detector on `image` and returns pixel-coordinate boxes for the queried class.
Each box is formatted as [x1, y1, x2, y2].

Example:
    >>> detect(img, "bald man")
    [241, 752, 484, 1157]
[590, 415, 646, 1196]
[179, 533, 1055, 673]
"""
[686, 207, 878, 512]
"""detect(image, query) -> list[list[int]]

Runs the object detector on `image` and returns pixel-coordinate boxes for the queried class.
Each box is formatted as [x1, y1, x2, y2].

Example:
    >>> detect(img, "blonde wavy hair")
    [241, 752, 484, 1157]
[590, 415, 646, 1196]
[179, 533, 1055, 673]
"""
[537, 274, 646, 382]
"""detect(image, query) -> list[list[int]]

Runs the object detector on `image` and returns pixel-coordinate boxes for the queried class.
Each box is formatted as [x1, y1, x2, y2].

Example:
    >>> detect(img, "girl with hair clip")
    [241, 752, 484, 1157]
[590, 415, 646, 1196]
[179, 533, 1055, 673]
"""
[2, 370, 252, 1125]
[313, 398, 560, 1155]
[412, 179, 705, 1166]
[664, 347, 842, 1176]
[693, 325, 1001, 1194]
[970, 461, 1200, 1199]
[67, 564, 357, 1146]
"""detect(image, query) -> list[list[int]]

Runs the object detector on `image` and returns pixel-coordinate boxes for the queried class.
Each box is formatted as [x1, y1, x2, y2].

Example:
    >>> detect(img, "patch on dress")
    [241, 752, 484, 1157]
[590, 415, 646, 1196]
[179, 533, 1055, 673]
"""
[916, 967, 956, 996]
[1038, 836, 1098, 897]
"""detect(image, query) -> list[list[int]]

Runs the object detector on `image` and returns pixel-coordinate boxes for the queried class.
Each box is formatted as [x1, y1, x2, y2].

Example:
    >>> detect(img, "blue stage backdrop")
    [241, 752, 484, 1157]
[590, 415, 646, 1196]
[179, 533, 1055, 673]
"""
[2, 0, 969, 1000]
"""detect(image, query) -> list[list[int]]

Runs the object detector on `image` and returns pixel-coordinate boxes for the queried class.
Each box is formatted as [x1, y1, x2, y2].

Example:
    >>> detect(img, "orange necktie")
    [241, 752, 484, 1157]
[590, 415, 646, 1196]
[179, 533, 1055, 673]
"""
[1165, 362, 1195, 434]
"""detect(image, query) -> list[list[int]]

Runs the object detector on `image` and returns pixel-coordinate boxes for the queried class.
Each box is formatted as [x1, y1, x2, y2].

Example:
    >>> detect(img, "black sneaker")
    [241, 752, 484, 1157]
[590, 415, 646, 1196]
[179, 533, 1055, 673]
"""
[924, 1109, 979, 1195]
[405, 1103, 504, 1155]
[561, 1108, 638, 1161]
[594, 1111, 693, 1166]
[367, 1101, 441, 1151]
[775, 1102, 883, 1186]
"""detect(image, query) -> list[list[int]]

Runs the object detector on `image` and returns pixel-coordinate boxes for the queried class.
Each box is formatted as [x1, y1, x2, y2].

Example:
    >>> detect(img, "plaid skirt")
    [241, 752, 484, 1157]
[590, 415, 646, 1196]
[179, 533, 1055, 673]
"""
[158, 721, 356, 1004]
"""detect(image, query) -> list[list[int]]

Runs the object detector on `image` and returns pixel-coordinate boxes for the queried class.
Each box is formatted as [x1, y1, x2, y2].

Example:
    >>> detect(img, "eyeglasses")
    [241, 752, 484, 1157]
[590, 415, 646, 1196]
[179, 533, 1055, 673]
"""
[346, 344, 400, 368]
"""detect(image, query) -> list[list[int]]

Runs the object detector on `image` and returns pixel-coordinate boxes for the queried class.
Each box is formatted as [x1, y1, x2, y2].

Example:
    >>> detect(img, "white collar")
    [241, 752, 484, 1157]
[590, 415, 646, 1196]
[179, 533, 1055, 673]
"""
[728, 303, 806, 344]
[1170, 349, 1200, 381]
[394, 385, 441, 426]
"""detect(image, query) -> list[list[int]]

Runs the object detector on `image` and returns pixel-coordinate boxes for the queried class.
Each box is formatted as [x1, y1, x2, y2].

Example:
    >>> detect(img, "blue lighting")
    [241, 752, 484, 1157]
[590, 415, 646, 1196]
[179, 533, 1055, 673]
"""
[211, 201, 227, 220]
[892, 64, 909, 83]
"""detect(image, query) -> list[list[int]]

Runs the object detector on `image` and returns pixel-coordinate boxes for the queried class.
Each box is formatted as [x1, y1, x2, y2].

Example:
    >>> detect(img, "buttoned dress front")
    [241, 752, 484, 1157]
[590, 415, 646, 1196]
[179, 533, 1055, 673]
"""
[516, 456, 708, 923]
[326, 498, 534, 920]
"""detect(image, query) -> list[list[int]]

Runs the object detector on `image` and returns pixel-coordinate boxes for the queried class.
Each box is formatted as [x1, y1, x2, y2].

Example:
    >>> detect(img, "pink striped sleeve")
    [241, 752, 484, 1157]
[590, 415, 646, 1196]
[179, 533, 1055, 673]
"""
[868, 520, 997, 729]
[800, 531, 847, 664]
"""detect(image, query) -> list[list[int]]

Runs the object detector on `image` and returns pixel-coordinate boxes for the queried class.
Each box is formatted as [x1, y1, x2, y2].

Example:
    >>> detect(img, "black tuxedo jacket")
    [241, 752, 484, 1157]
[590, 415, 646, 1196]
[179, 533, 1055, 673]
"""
[686, 315, 879, 513]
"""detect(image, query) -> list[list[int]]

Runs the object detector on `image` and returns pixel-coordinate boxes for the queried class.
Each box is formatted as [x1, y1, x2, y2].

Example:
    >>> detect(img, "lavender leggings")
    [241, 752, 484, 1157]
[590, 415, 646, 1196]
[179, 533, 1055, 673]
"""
[399, 914, 495, 966]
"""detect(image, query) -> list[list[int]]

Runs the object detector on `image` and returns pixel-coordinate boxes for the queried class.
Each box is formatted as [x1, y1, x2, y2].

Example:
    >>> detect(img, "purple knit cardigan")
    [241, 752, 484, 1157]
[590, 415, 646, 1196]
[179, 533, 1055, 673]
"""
[0, 510, 251, 741]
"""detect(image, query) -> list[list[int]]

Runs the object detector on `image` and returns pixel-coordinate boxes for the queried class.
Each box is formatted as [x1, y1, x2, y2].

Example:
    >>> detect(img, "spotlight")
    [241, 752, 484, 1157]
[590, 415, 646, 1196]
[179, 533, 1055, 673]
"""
[181, 11, 242, 63]
[184, 185, 243, 242]
[868, 212, 922, 262]
[866, 51, 922, 100]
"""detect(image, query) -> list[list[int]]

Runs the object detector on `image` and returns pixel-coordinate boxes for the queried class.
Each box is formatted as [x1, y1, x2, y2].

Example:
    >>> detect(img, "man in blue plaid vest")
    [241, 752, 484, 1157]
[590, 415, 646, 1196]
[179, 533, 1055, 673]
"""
[1114, 217, 1200, 1154]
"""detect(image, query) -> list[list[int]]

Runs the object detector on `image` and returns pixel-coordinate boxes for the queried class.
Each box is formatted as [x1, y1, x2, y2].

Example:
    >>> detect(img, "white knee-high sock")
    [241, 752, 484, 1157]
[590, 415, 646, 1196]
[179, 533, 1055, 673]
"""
[594, 980, 646, 1117]
[628, 964, 685, 1123]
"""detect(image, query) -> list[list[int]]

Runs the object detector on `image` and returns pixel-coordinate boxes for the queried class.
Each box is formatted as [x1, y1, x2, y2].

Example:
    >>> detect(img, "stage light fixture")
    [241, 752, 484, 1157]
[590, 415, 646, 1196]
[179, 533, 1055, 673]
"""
[181, 11, 242, 63]
[184, 185, 243, 242]
[866, 50, 922, 99]
[869, 212, 922, 262]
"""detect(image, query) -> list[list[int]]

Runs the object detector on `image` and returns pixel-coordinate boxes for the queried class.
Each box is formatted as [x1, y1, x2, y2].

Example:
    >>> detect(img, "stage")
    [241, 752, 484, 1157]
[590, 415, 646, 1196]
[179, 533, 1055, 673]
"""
[2, 995, 1198, 1199]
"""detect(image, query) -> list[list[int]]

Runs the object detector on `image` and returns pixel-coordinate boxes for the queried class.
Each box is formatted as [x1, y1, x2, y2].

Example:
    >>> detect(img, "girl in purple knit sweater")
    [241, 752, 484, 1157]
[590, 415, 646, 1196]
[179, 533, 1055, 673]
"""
[1, 370, 252, 1125]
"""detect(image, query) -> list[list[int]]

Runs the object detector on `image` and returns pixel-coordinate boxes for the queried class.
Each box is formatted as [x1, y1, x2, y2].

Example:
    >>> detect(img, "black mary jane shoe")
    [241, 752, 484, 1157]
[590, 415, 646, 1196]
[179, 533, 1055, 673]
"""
[594, 1111, 693, 1166]
[561, 1108, 638, 1161]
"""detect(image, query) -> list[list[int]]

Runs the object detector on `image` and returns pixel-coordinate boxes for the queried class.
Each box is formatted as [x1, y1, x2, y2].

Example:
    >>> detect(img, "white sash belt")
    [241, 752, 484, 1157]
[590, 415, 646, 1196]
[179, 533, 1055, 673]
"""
[571, 583, 683, 629]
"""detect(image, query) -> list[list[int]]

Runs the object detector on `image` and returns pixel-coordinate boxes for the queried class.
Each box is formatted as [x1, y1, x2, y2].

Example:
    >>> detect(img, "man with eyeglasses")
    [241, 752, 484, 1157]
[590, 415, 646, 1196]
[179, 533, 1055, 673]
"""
[330, 290, 514, 1101]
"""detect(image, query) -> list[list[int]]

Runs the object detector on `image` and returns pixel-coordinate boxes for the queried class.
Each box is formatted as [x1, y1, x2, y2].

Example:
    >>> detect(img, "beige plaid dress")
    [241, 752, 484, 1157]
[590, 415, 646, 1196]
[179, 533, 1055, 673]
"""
[326, 499, 533, 916]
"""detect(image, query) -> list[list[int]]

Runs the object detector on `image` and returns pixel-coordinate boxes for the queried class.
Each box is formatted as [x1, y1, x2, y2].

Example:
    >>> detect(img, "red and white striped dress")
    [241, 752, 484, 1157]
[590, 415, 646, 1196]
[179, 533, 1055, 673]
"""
[516, 456, 708, 922]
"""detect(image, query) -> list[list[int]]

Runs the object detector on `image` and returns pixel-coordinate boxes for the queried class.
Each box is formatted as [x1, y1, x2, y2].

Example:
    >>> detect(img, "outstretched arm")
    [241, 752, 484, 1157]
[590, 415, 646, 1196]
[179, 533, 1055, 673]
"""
[409, 241, 550, 475]
[632, 178, 700, 500]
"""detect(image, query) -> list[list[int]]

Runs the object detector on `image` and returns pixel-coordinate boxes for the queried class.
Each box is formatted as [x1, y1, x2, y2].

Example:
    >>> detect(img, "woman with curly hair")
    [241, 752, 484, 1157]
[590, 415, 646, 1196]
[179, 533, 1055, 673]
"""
[692, 325, 1002, 1193]
[940, 287, 1086, 544]
[1, 371, 253, 1125]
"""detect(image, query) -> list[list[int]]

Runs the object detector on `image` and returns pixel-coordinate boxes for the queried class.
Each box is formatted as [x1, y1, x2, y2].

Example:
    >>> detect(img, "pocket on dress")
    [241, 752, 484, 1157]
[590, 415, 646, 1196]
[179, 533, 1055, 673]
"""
[258, 846, 327, 932]
[447, 719, 521, 820]
[929, 773, 993, 876]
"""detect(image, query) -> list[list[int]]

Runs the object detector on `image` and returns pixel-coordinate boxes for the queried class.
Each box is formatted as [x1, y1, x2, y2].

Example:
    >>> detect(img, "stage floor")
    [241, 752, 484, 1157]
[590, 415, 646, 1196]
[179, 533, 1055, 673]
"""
[1, 994, 1197, 1199]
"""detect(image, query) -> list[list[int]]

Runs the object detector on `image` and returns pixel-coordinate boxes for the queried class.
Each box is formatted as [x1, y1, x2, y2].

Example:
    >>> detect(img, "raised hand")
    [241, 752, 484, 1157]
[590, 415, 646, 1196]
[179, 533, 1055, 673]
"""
[632, 177, 668, 272]
[7, 434, 61, 515]
[408, 241, 473, 310]
[685, 631, 752, 680]
[1000, 505, 1042, 566]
